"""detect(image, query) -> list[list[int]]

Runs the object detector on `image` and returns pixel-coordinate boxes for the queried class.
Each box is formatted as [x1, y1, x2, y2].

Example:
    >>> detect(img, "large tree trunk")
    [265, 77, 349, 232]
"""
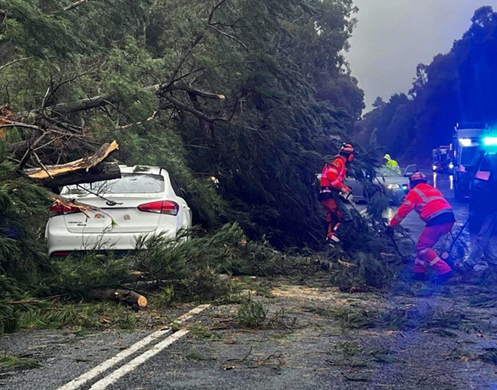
[22, 141, 119, 179]
[22, 141, 120, 188]
[27, 161, 121, 189]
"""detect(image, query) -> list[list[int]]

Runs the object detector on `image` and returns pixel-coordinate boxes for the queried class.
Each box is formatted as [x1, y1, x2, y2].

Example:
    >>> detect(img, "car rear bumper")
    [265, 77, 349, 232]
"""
[45, 226, 176, 255]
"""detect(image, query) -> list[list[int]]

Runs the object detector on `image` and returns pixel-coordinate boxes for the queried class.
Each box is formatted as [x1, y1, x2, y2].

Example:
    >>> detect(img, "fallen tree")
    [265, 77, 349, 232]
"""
[23, 140, 119, 180]
[22, 141, 120, 188]
[26, 161, 121, 189]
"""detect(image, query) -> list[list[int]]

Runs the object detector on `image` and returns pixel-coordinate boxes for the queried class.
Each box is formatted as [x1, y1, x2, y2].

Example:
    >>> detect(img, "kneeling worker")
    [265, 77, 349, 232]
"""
[385, 172, 455, 282]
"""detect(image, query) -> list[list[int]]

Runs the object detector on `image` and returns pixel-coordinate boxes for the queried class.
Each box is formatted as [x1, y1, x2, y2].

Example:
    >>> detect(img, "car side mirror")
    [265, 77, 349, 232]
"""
[403, 164, 418, 177]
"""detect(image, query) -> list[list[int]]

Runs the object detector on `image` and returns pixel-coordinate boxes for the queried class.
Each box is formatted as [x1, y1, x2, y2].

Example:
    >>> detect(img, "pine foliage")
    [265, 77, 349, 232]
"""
[0, 0, 383, 322]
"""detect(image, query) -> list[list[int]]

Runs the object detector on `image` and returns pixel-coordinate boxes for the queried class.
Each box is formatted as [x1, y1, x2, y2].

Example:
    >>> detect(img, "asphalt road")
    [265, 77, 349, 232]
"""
[0, 172, 477, 390]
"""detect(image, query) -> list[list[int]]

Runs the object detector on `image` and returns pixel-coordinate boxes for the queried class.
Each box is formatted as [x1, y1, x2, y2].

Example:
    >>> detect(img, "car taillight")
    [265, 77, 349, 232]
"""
[49, 204, 82, 217]
[138, 201, 179, 215]
[51, 251, 72, 257]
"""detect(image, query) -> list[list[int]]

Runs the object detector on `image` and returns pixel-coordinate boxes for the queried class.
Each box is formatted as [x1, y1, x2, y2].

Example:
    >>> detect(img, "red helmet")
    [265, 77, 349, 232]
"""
[339, 143, 356, 163]
[410, 171, 427, 182]
[408, 171, 428, 190]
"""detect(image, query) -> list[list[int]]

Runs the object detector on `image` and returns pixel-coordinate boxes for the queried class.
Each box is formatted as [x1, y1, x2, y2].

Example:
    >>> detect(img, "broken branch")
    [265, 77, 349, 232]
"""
[23, 140, 119, 180]
[63, 0, 90, 12]
[30, 161, 121, 188]
[165, 94, 227, 123]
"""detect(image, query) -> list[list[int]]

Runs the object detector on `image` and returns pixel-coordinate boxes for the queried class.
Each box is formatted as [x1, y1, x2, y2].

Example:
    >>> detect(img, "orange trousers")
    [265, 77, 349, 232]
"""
[414, 222, 453, 275]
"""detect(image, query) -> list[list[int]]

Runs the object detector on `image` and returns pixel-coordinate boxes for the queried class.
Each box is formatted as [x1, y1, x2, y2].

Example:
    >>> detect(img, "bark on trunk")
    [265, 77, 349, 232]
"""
[23, 140, 119, 180]
[88, 289, 148, 307]
[29, 161, 121, 188]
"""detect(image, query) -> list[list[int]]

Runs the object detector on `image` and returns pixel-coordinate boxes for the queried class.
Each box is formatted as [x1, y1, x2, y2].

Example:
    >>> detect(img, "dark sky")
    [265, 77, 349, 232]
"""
[346, 0, 497, 112]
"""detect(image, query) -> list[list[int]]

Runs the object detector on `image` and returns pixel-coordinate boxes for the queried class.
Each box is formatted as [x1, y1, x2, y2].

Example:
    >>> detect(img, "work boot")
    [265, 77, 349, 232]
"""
[453, 262, 473, 274]
[434, 271, 454, 284]
[430, 257, 452, 275]
[326, 235, 340, 247]
[413, 259, 427, 274]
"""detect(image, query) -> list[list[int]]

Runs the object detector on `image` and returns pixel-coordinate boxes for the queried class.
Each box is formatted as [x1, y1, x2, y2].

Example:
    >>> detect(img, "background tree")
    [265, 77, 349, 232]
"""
[358, 6, 497, 162]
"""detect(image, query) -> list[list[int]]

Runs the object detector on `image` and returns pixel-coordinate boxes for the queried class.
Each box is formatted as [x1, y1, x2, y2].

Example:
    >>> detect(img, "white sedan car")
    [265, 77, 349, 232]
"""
[45, 165, 192, 256]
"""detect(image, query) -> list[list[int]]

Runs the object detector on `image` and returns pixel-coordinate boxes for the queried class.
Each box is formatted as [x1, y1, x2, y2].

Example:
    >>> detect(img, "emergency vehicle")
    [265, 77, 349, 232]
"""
[432, 145, 453, 173]
[468, 137, 497, 232]
[452, 122, 488, 200]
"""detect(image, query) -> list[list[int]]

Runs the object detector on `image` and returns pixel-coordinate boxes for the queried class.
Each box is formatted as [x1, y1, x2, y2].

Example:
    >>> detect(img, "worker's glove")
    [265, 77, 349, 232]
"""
[341, 185, 351, 194]
[384, 225, 394, 236]
[339, 190, 351, 201]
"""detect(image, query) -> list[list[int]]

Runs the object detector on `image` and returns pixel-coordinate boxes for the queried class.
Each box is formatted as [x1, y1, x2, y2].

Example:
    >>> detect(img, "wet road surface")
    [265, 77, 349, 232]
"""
[0, 170, 481, 390]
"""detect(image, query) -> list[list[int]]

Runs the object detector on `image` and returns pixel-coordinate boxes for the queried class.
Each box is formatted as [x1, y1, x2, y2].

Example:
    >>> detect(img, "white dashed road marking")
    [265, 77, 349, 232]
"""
[90, 329, 190, 389]
[58, 304, 210, 390]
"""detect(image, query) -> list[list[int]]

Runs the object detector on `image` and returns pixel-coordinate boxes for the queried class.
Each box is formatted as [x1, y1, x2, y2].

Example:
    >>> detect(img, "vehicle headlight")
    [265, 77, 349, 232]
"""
[432, 165, 437, 171]
[386, 184, 400, 190]
[448, 163, 454, 169]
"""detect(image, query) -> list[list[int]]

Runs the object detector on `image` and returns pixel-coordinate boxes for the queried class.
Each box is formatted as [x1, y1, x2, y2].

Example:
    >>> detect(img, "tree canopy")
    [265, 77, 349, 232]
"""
[0, 0, 364, 256]
[358, 6, 497, 161]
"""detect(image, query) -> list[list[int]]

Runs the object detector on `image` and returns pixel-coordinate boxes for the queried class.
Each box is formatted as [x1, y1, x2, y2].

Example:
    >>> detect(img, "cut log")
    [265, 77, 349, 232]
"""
[29, 161, 121, 188]
[23, 140, 119, 180]
[88, 289, 148, 308]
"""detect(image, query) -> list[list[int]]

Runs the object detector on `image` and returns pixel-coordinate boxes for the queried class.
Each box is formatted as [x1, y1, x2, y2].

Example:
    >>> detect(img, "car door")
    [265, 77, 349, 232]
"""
[344, 177, 365, 202]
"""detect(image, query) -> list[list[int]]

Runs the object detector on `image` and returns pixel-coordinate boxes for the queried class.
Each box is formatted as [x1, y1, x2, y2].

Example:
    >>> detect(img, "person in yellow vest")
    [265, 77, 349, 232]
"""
[384, 154, 401, 175]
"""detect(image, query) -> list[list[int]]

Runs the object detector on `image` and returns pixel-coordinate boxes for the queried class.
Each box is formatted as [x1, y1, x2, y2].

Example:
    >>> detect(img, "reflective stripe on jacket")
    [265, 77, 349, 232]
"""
[390, 183, 452, 227]
[320, 155, 347, 191]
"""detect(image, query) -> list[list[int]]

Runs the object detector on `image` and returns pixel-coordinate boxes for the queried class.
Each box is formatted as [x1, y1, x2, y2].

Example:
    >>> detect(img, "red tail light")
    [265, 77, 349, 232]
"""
[51, 251, 72, 257]
[49, 204, 82, 217]
[138, 201, 179, 215]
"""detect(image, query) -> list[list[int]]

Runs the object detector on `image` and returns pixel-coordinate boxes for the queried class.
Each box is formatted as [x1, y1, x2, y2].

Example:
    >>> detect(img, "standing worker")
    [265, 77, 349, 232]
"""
[318, 143, 357, 244]
[461, 168, 497, 271]
[385, 172, 455, 282]
[384, 154, 402, 175]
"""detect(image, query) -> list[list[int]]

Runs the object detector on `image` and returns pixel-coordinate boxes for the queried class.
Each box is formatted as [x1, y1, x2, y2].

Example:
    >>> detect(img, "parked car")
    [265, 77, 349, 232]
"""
[45, 165, 192, 256]
[344, 166, 412, 204]
[316, 164, 415, 205]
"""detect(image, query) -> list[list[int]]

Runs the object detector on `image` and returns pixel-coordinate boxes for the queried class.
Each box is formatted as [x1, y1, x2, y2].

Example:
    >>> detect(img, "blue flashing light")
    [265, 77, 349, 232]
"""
[483, 137, 497, 146]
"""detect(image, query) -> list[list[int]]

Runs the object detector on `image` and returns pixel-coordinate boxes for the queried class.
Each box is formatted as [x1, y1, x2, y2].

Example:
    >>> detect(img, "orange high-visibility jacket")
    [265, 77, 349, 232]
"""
[389, 183, 452, 227]
[320, 155, 347, 191]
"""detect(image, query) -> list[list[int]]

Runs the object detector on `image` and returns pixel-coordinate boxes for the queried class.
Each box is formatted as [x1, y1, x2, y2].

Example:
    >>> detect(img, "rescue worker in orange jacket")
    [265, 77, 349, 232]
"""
[319, 143, 357, 244]
[385, 172, 455, 281]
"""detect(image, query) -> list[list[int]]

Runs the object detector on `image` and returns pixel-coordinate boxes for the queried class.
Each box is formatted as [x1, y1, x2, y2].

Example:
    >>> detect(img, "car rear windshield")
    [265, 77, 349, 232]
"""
[64, 174, 165, 194]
